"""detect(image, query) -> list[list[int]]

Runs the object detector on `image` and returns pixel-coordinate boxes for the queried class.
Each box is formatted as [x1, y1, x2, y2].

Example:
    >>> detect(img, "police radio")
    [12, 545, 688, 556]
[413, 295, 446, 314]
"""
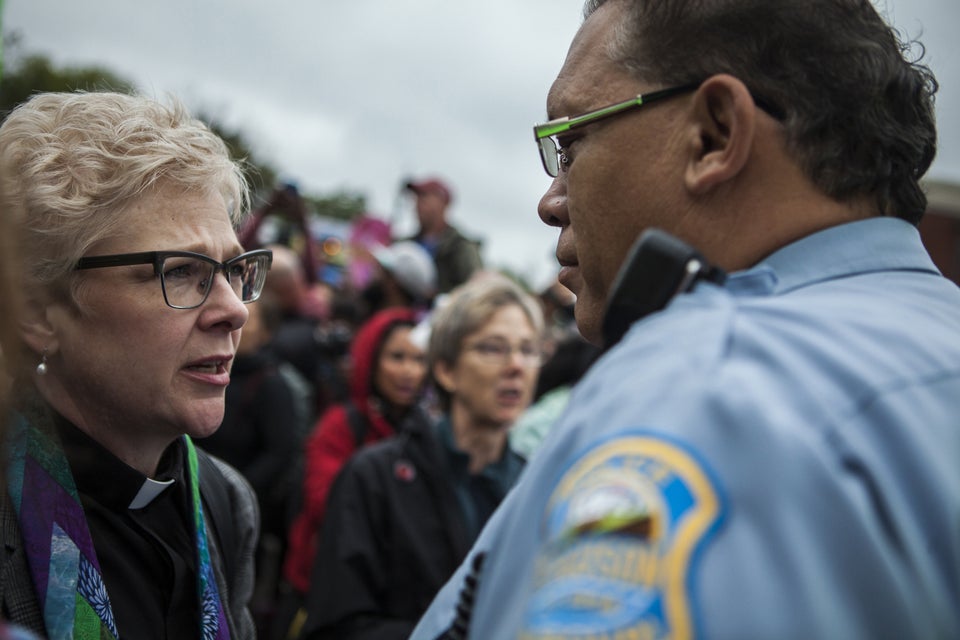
[601, 228, 726, 351]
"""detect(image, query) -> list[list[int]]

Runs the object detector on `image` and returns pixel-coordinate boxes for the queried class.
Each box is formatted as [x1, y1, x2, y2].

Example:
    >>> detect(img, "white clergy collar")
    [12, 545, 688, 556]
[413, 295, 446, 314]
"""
[128, 477, 176, 509]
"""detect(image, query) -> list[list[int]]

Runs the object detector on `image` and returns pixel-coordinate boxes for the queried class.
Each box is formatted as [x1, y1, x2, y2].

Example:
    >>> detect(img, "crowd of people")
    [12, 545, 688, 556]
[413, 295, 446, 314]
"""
[1, 0, 959, 639]
[226, 185, 581, 638]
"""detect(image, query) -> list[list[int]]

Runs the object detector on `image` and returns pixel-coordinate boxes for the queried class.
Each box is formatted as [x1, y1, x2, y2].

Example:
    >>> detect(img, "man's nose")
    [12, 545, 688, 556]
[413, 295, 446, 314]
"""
[537, 176, 568, 228]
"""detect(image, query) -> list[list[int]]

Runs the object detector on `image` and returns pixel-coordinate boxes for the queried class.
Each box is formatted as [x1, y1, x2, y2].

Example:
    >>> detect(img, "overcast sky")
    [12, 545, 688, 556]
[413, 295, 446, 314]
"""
[4, 0, 958, 288]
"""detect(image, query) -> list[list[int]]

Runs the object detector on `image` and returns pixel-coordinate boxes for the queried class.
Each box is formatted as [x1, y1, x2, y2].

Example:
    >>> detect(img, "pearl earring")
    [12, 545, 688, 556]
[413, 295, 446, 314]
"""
[36, 351, 48, 376]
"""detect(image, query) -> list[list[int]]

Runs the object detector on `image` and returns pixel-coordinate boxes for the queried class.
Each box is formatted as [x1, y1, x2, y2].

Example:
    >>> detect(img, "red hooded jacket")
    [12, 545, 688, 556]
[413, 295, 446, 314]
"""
[284, 308, 417, 593]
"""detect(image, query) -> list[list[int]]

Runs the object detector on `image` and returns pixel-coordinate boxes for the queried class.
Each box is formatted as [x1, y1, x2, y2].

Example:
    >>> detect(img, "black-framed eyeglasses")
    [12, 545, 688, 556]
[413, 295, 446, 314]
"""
[533, 82, 702, 178]
[75, 249, 273, 309]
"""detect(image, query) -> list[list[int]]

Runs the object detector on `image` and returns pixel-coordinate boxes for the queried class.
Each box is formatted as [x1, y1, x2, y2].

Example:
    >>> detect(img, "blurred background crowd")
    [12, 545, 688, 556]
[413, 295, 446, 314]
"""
[202, 177, 602, 639]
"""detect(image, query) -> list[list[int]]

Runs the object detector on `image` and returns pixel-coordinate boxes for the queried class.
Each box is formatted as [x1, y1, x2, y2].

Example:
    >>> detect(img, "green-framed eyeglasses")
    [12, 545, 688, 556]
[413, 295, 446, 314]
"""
[533, 82, 702, 178]
[534, 80, 786, 178]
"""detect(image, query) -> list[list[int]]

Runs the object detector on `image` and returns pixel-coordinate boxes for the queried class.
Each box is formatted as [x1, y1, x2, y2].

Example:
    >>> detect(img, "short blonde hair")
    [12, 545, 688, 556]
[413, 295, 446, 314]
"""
[0, 91, 249, 300]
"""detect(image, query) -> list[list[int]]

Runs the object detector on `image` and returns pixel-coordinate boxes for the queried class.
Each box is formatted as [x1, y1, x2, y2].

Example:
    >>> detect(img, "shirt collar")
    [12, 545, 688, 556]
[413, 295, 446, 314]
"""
[726, 217, 938, 296]
[127, 477, 177, 509]
[435, 418, 521, 486]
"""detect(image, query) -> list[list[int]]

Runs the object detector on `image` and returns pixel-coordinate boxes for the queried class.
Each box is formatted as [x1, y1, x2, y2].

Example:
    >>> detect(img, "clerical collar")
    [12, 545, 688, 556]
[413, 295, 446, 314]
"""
[55, 415, 185, 510]
[127, 477, 177, 509]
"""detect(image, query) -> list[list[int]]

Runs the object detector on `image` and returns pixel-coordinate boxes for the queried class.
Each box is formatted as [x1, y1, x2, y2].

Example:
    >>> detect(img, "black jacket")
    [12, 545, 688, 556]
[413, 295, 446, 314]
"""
[199, 348, 303, 535]
[300, 412, 523, 640]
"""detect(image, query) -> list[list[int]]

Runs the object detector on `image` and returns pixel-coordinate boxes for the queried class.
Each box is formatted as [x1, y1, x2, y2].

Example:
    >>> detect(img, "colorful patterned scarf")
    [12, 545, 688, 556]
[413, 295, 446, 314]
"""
[6, 411, 230, 640]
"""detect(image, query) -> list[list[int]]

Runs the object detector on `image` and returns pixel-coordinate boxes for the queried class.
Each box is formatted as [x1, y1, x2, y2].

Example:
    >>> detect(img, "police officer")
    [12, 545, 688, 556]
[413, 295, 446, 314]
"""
[412, 0, 960, 638]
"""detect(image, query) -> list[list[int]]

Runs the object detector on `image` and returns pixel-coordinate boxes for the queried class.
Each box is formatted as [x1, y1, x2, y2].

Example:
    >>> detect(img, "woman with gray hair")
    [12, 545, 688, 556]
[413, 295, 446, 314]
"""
[0, 92, 266, 640]
[300, 273, 543, 640]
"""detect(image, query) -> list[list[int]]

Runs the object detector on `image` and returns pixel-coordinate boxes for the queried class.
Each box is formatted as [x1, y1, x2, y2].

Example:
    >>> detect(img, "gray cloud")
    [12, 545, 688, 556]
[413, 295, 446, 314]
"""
[5, 0, 957, 287]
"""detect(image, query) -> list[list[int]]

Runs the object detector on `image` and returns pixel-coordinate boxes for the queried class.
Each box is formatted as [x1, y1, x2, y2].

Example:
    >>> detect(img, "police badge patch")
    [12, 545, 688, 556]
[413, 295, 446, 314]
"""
[520, 431, 726, 640]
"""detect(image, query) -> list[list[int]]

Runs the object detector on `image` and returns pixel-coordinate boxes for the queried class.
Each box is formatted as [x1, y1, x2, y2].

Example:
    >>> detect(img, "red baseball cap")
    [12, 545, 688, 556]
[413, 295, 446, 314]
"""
[404, 177, 453, 205]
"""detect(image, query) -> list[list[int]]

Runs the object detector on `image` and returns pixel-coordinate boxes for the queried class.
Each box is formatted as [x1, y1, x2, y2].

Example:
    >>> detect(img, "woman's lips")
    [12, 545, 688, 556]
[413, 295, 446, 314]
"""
[186, 362, 225, 374]
[496, 387, 526, 407]
[182, 356, 233, 386]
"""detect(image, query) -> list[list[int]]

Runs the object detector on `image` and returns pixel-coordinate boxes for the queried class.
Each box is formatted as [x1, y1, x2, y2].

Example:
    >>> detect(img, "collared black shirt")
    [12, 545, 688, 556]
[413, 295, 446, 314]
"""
[434, 418, 525, 542]
[56, 417, 201, 639]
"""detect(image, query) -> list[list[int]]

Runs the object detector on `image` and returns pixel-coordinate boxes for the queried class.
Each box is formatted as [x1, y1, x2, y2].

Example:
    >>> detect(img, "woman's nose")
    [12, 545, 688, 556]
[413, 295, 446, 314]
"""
[201, 272, 249, 331]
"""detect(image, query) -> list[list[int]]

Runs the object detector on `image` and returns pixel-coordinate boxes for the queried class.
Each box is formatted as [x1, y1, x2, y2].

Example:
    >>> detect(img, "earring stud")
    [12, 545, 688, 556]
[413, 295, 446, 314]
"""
[36, 351, 48, 376]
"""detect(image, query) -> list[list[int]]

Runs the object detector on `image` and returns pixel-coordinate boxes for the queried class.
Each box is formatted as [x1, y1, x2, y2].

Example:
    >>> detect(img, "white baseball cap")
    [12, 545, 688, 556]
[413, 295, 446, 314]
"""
[373, 241, 438, 301]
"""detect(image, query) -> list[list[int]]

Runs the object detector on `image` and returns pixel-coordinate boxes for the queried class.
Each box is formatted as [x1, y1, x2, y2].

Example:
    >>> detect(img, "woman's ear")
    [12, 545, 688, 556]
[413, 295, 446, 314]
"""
[683, 74, 757, 195]
[19, 296, 59, 357]
[432, 360, 457, 395]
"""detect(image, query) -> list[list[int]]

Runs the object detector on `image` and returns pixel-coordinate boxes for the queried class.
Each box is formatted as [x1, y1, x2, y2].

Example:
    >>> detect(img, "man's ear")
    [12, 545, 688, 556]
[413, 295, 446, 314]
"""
[432, 360, 457, 395]
[19, 295, 59, 357]
[683, 74, 757, 195]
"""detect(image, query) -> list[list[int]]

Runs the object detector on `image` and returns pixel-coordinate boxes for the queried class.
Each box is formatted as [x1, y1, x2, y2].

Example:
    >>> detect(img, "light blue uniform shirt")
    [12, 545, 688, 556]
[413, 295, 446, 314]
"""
[412, 218, 960, 639]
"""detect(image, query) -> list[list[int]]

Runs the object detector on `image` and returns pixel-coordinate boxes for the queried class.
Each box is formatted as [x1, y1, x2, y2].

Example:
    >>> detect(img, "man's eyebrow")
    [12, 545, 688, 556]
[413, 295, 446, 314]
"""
[545, 102, 566, 122]
[545, 86, 585, 122]
[544, 85, 565, 120]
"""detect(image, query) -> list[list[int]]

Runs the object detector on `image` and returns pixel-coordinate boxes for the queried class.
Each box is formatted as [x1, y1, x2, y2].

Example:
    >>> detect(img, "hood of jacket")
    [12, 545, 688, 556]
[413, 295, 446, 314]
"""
[348, 307, 417, 420]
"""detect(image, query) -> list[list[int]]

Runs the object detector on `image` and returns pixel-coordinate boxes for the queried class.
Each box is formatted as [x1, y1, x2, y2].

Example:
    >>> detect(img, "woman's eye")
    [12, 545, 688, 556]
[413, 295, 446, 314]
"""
[478, 343, 508, 356]
[164, 261, 198, 280]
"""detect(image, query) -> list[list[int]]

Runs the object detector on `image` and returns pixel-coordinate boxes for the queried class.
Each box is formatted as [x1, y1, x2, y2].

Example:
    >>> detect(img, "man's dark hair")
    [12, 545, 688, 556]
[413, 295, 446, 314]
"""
[584, 0, 938, 223]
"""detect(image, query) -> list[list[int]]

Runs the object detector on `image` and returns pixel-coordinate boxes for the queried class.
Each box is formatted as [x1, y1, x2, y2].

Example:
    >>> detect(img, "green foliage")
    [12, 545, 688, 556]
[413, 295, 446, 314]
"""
[198, 113, 278, 198]
[0, 41, 281, 200]
[304, 191, 367, 222]
[0, 37, 369, 227]
[0, 53, 135, 117]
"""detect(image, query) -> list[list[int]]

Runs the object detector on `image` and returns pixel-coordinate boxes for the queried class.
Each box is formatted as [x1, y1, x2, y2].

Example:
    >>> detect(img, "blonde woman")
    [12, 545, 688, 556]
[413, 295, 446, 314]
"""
[0, 92, 265, 640]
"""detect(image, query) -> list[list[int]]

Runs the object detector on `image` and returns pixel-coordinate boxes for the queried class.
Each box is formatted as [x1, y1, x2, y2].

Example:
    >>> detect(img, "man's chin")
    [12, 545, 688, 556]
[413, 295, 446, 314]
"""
[573, 298, 604, 347]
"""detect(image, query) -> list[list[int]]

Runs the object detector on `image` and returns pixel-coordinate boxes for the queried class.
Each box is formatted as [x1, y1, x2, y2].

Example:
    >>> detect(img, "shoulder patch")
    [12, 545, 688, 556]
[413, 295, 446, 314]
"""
[521, 431, 725, 639]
